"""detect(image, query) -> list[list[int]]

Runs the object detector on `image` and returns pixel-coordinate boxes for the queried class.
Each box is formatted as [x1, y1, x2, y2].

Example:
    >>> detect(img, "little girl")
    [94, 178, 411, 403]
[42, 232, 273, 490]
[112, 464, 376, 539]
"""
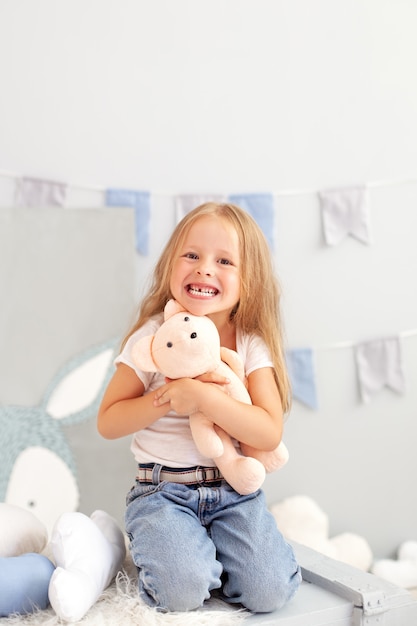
[97, 202, 301, 613]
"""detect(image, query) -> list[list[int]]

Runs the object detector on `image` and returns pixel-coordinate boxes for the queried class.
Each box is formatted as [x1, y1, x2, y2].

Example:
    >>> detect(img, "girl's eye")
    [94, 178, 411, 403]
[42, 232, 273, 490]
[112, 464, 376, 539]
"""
[218, 258, 232, 265]
[184, 252, 198, 260]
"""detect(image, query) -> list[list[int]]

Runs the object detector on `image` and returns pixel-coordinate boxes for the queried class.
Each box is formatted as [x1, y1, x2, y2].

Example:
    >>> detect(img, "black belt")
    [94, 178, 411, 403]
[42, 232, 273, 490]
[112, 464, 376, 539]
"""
[137, 464, 223, 486]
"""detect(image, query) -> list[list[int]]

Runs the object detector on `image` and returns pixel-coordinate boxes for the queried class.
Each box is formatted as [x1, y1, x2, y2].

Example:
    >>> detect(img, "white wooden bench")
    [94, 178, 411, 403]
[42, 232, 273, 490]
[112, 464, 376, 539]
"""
[247, 542, 417, 625]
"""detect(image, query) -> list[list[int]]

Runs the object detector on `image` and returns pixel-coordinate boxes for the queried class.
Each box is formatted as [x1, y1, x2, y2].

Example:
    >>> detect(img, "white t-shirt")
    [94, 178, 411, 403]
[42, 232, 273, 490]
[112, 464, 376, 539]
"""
[115, 314, 274, 468]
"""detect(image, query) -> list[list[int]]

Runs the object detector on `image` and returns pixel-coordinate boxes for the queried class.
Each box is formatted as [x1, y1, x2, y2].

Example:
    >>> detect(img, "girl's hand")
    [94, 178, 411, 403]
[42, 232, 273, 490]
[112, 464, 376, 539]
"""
[153, 378, 201, 414]
[153, 376, 228, 414]
[193, 372, 230, 386]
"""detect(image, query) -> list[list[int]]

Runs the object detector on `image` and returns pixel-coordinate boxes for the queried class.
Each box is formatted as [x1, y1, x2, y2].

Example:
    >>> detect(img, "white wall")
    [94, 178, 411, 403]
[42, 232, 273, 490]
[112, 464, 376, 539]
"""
[1, 0, 417, 558]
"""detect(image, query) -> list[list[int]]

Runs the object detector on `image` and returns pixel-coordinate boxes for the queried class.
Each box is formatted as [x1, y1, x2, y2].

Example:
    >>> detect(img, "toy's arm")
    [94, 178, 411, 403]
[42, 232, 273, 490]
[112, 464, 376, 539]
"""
[241, 440, 289, 473]
[220, 347, 246, 382]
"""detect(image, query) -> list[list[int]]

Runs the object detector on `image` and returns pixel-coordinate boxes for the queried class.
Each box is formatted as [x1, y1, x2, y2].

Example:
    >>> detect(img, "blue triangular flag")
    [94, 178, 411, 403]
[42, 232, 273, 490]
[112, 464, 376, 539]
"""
[228, 193, 275, 249]
[106, 189, 151, 255]
[286, 348, 318, 410]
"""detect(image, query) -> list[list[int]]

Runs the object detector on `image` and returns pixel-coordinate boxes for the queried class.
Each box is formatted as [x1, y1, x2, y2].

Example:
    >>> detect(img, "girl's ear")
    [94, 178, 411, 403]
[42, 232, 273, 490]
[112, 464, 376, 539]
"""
[164, 299, 186, 320]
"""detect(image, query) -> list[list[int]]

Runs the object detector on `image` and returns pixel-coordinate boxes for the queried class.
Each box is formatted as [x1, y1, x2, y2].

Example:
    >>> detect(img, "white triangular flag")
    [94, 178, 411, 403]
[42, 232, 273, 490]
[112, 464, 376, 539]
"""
[355, 336, 406, 403]
[175, 194, 227, 223]
[318, 185, 371, 246]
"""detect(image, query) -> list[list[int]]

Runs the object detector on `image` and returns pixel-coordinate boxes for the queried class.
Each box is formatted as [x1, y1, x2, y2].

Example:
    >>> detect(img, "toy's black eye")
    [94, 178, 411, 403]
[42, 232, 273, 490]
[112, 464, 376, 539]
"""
[184, 316, 190, 321]
[167, 342, 173, 348]
[190, 332, 197, 339]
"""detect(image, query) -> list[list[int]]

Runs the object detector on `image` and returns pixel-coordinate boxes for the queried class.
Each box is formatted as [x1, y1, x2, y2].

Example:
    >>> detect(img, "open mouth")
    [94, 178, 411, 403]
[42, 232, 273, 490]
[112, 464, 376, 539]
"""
[187, 284, 219, 297]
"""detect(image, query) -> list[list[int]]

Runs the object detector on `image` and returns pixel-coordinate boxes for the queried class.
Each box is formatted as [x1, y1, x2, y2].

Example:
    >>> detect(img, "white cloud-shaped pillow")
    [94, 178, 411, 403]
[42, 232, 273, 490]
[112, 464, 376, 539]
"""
[48, 510, 126, 622]
[372, 541, 417, 589]
[0, 503, 48, 557]
[271, 495, 373, 571]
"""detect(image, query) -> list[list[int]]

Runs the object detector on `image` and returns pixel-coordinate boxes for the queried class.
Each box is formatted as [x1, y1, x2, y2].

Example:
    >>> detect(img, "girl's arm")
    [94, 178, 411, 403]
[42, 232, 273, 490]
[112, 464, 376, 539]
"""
[153, 366, 283, 451]
[97, 363, 168, 439]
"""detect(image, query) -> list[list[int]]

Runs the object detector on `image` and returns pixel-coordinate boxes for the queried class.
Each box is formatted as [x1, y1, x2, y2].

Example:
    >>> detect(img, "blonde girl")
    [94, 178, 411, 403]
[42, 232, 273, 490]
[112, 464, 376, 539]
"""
[98, 202, 301, 613]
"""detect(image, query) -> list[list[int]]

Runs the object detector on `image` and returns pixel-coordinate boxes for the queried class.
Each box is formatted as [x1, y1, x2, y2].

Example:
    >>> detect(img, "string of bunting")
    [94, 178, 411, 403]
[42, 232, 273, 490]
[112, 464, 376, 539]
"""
[2, 168, 417, 254]
[286, 329, 417, 411]
[1, 168, 417, 409]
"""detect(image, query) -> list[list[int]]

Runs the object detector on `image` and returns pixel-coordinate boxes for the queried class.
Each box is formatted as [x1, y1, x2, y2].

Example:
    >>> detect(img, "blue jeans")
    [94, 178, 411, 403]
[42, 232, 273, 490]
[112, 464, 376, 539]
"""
[125, 475, 301, 613]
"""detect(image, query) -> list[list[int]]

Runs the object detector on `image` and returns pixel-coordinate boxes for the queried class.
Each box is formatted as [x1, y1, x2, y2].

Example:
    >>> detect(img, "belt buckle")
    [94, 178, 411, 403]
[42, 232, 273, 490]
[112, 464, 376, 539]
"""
[198, 466, 218, 484]
[195, 467, 205, 484]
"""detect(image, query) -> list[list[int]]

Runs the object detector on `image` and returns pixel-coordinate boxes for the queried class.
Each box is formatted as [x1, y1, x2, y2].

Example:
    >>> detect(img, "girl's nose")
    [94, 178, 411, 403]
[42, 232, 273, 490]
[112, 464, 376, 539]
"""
[196, 261, 214, 276]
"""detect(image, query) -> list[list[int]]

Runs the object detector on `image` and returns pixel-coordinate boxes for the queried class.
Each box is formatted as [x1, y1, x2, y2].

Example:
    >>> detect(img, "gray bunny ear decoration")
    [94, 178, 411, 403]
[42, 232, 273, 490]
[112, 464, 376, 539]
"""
[0, 339, 118, 533]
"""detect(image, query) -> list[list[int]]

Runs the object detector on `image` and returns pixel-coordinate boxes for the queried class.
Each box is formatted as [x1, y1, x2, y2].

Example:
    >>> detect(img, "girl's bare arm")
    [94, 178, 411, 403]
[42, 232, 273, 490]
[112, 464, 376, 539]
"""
[97, 363, 168, 439]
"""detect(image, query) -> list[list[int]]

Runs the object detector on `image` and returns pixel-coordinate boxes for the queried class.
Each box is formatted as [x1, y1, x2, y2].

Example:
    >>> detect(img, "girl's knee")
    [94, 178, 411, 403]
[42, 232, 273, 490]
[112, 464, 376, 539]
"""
[256, 566, 302, 613]
[140, 569, 218, 612]
[229, 563, 302, 613]
[136, 555, 223, 612]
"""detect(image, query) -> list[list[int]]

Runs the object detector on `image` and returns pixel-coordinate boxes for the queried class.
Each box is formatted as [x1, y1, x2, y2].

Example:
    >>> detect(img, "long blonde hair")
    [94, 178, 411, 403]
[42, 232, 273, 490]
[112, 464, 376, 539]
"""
[123, 202, 291, 412]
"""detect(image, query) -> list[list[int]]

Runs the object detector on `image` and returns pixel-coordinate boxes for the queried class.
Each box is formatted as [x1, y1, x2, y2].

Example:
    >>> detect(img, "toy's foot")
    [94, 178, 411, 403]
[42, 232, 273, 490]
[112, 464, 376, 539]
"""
[219, 456, 266, 495]
[0, 553, 55, 617]
[230, 457, 266, 494]
[244, 441, 289, 473]
[49, 511, 126, 622]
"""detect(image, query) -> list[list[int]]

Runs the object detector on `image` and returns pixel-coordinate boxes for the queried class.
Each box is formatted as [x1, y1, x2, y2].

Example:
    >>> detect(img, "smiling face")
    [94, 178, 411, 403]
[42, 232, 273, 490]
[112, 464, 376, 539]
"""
[169, 215, 241, 325]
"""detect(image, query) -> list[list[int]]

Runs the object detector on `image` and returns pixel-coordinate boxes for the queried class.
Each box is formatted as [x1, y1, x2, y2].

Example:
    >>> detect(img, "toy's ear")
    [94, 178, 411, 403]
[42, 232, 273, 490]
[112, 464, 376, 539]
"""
[131, 335, 158, 372]
[164, 299, 186, 320]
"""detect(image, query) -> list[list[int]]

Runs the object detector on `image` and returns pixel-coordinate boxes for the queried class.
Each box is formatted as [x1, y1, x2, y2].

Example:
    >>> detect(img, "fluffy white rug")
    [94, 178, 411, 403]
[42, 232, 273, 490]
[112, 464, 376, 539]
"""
[2, 554, 249, 626]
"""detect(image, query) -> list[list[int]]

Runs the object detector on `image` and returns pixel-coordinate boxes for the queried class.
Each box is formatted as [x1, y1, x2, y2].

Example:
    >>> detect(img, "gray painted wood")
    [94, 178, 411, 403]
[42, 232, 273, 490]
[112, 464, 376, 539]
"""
[247, 543, 417, 625]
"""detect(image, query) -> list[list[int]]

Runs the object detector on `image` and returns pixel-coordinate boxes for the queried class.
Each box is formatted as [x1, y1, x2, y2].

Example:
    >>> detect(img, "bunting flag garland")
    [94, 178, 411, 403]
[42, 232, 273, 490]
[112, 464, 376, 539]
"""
[354, 336, 406, 404]
[1, 168, 417, 409]
[105, 188, 151, 256]
[286, 348, 319, 410]
[228, 193, 275, 250]
[318, 185, 372, 246]
[15, 176, 67, 208]
[175, 194, 227, 222]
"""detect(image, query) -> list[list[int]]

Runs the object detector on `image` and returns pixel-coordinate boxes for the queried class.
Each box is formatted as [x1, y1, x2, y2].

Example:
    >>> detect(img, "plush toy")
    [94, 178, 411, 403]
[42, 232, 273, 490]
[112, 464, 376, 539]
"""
[0, 503, 126, 621]
[371, 541, 417, 588]
[132, 298, 289, 495]
[271, 495, 373, 571]
[0, 503, 54, 617]
[0, 502, 49, 558]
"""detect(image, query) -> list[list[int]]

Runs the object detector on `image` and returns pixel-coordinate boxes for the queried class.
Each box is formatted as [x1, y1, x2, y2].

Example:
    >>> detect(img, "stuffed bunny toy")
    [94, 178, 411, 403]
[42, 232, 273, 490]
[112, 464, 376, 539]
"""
[132, 299, 289, 495]
[0, 341, 126, 621]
